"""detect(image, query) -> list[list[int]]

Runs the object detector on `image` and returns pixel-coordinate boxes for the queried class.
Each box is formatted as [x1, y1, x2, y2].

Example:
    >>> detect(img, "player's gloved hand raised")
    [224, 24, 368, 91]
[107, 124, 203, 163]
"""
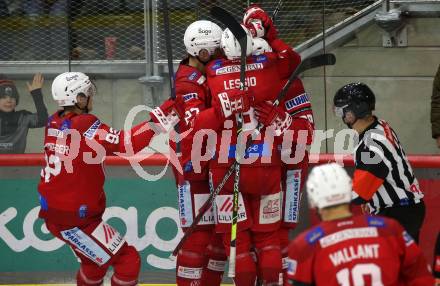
[243, 5, 278, 42]
[215, 88, 253, 119]
[254, 101, 292, 136]
[150, 98, 183, 133]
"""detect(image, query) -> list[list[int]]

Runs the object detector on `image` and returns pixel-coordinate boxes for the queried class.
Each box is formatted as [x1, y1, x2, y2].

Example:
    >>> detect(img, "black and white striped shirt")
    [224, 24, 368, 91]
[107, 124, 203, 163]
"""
[352, 117, 424, 214]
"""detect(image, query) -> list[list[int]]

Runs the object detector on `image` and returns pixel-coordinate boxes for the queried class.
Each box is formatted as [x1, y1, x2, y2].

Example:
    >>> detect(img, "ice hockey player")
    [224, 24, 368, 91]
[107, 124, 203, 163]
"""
[38, 72, 182, 286]
[243, 6, 315, 284]
[334, 82, 425, 242]
[172, 20, 227, 286]
[187, 21, 303, 284]
[286, 163, 434, 286]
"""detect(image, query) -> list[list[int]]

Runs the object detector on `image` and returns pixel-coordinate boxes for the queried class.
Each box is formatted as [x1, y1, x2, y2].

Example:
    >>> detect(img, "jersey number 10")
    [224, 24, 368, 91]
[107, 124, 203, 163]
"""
[336, 263, 384, 286]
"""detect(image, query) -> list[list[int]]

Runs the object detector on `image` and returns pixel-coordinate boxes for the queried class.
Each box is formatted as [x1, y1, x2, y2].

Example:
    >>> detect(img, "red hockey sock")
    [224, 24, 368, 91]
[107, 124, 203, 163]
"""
[111, 245, 140, 286]
[76, 265, 106, 286]
[279, 227, 294, 285]
[176, 229, 212, 286]
[222, 231, 257, 286]
[253, 231, 283, 285]
[201, 234, 227, 286]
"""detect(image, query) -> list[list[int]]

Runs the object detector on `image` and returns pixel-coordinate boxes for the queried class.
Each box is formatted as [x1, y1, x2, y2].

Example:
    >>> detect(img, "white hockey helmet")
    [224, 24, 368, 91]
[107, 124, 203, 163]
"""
[221, 25, 253, 60]
[51, 72, 96, 107]
[184, 20, 222, 57]
[306, 163, 352, 209]
[252, 37, 272, 56]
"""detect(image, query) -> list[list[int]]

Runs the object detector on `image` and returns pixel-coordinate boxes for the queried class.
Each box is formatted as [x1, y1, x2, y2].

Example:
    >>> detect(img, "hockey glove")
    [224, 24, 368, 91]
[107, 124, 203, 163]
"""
[254, 101, 292, 136]
[243, 5, 278, 42]
[150, 98, 183, 133]
[244, 21, 265, 38]
[216, 88, 252, 119]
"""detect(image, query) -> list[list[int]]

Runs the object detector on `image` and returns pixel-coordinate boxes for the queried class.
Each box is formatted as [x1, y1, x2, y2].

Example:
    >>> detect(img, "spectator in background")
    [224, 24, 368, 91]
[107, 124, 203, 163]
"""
[431, 64, 440, 147]
[0, 74, 48, 153]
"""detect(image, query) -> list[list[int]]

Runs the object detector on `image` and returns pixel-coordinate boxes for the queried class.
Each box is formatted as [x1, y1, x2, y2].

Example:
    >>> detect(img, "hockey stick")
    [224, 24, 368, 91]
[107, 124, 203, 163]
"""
[210, 6, 247, 277]
[171, 53, 336, 258]
[162, 0, 181, 155]
[272, 0, 283, 24]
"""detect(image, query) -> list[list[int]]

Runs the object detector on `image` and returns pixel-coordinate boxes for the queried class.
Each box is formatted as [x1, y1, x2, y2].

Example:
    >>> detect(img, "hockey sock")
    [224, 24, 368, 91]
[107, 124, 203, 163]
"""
[222, 231, 257, 286]
[279, 227, 291, 285]
[201, 233, 227, 286]
[111, 245, 140, 286]
[253, 231, 283, 285]
[176, 229, 211, 286]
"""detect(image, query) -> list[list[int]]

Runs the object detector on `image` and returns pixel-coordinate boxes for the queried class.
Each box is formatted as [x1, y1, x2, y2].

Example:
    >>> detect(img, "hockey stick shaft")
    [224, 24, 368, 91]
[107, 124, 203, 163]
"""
[163, 0, 175, 99]
[272, 0, 283, 23]
[211, 6, 247, 277]
[162, 0, 181, 154]
[171, 53, 336, 257]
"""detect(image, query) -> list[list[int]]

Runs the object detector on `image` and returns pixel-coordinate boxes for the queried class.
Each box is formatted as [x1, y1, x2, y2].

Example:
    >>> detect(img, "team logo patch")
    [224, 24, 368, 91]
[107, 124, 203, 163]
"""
[178, 181, 193, 227]
[254, 54, 267, 63]
[215, 194, 247, 223]
[284, 93, 310, 111]
[188, 71, 198, 81]
[182, 93, 198, 102]
[184, 161, 193, 172]
[60, 227, 111, 266]
[285, 170, 301, 223]
[306, 226, 324, 244]
[211, 59, 223, 70]
[83, 119, 101, 139]
[286, 258, 297, 276]
[91, 222, 125, 255]
[60, 119, 71, 132]
[402, 231, 414, 246]
[78, 205, 87, 218]
[194, 193, 215, 225]
[367, 216, 385, 227]
[259, 192, 281, 224]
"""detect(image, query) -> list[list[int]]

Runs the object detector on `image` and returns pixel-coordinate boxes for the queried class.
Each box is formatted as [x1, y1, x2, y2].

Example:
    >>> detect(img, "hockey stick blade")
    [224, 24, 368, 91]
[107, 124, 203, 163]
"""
[211, 6, 247, 88]
[297, 53, 336, 75]
[275, 53, 336, 106]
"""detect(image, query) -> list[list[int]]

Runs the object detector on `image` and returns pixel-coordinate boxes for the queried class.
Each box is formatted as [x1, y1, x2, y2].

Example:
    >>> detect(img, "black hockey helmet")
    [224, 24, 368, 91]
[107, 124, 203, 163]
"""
[333, 82, 375, 119]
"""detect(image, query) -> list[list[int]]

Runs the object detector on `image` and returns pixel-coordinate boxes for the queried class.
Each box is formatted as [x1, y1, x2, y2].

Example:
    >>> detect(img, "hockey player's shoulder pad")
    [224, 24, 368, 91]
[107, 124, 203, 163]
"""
[73, 113, 102, 135]
[205, 58, 228, 78]
[175, 63, 206, 86]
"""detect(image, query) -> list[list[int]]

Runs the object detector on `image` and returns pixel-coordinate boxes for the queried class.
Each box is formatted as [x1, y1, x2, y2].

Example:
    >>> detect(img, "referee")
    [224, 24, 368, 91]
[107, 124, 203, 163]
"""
[333, 82, 425, 243]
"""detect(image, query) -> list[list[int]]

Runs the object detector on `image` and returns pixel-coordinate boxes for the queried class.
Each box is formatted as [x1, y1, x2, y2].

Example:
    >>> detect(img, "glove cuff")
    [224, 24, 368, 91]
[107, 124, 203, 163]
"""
[273, 112, 292, 136]
[150, 107, 179, 133]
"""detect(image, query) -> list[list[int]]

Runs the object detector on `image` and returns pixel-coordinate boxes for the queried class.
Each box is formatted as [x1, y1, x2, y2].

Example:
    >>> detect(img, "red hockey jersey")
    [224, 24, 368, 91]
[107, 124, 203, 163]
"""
[170, 60, 211, 181]
[38, 111, 156, 226]
[287, 215, 434, 286]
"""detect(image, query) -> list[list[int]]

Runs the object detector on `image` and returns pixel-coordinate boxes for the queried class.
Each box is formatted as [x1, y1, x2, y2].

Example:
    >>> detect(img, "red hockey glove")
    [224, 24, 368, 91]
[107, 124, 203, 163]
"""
[149, 98, 183, 133]
[243, 5, 278, 42]
[254, 101, 292, 136]
[244, 21, 265, 38]
[215, 88, 252, 119]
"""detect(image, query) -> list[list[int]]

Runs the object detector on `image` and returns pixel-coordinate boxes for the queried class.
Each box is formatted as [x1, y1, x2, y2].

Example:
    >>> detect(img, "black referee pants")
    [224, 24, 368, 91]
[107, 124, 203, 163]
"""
[378, 201, 426, 243]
